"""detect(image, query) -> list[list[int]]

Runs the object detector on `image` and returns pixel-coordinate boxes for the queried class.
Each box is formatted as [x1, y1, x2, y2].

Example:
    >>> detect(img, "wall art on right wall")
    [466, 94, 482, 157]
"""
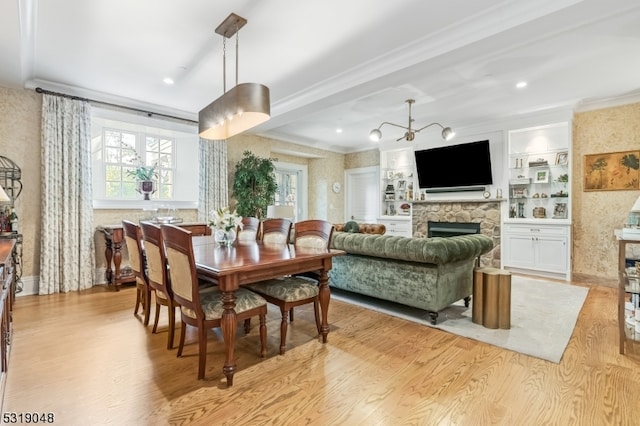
[584, 150, 639, 191]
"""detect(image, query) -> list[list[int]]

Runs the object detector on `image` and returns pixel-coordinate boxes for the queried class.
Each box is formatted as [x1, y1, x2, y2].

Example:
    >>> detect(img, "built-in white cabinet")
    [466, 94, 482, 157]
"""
[503, 224, 570, 278]
[503, 122, 572, 280]
[378, 218, 412, 237]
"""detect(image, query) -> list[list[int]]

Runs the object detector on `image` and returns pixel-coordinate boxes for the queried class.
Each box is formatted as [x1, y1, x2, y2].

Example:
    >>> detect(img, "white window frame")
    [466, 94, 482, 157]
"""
[91, 107, 199, 209]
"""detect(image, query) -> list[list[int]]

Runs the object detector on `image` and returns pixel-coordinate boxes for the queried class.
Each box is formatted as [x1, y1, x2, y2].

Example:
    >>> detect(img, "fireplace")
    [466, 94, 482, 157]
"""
[428, 221, 480, 238]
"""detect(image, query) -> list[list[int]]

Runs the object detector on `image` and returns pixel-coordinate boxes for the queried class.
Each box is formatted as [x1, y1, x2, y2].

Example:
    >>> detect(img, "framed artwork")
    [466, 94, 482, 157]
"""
[534, 168, 549, 183]
[553, 202, 567, 219]
[555, 151, 568, 165]
[386, 170, 394, 180]
[397, 180, 407, 191]
[584, 150, 640, 191]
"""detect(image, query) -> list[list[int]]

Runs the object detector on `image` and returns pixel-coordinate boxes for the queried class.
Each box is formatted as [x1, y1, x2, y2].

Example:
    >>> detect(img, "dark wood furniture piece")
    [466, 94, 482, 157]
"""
[122, 220, 151, 326]
[140, 222, 178, 349]
[191, 233, 344, 386]
[247, 220, 335, 354]
[161, 225, 267, 380]
[0, 238, 16, 411]
[98, 222, 210, 291]
[237, 216, 260, 241]
[260, 218, 292, 244]
[472, 267, 511, 329]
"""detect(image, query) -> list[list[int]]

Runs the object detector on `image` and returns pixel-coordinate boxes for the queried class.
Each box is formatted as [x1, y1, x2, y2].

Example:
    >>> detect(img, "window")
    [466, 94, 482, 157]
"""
[103, 129, 175, 199]
[92, 107, 199, 209]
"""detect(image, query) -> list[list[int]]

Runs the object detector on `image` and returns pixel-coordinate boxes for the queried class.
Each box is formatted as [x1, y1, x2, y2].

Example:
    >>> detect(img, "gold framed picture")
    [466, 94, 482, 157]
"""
[584, 150, 640, 191]
[555, 151, 568, 165]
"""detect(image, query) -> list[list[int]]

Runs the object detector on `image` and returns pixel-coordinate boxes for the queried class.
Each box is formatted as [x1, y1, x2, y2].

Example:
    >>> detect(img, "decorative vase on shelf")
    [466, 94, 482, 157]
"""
[214, 228, 236, 247]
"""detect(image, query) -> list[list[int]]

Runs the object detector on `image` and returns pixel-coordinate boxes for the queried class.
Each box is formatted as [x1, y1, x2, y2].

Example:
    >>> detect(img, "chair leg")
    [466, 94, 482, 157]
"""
[143, 287, 152, 326]
[279, 308, 289, 355]
[152, 300, 161, 334]
[134, 288, 142, 316]
[197, 325, 207, 380]
[243, 318, 251, 334]
[167, 303, 176, 350]
[177, 321, 187, 357]
[313, 299, 321, 334]
[289, 308, 294, 322]
[259, 314, 267, 358]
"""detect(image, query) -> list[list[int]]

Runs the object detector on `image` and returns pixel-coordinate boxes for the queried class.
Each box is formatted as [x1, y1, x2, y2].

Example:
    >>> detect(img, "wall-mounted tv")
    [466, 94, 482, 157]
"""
[414, 140, 493, 191]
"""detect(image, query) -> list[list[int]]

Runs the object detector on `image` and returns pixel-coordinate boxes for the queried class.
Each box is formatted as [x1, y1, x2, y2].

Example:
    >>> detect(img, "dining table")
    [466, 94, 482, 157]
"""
[192, 235, 345, 386]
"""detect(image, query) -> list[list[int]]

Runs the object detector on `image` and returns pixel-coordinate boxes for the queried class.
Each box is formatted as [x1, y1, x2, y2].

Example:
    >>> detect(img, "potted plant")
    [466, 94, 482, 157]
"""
[232, 151, 278, 219]
[127, 163, 158, 200]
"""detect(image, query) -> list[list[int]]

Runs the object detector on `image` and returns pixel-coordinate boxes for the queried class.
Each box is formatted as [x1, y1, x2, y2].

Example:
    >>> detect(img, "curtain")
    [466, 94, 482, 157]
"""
[198, 138, 228, 222]
[39, 94, 95, 294]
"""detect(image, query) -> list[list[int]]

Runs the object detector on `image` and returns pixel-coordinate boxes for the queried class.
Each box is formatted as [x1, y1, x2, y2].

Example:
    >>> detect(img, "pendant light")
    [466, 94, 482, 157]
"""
[198, 13, 270, 140]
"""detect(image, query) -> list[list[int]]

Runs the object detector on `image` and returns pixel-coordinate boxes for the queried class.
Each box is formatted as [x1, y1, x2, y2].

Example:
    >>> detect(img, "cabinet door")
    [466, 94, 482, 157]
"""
[535, 236, 568, 272]
[504, 234, 536, 269]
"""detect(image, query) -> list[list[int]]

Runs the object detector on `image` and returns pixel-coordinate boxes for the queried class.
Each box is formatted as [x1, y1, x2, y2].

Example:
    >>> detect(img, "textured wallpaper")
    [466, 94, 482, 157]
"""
[572, 102, 640, 283]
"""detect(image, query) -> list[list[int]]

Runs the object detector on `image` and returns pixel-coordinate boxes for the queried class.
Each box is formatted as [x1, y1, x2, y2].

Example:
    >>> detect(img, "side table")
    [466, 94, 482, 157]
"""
[472, 267, 512, 329]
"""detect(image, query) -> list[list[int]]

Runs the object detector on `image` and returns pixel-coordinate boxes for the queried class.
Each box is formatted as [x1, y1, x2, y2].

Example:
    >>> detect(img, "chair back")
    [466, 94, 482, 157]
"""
[294, 220, 334, 249]
[122, 220, 145, 279]
[140, 221, 171, 296]
[161, 224, 201, 316]
[261, 218, 292, 244]
[237, 217, 260, 241]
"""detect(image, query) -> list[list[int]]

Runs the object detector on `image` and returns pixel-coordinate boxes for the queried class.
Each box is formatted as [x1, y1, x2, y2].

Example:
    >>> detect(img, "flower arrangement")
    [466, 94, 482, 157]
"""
[125, 151, 158, 181]
[209, 207, 243, 232]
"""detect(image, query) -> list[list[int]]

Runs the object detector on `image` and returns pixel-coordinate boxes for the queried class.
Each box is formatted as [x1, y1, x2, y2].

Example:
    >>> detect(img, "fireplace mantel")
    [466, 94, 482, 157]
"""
[410, 198, 507, 204]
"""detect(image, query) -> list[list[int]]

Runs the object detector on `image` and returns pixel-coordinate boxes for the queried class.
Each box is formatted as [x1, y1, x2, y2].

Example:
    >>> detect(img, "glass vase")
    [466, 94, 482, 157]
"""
[214, 228, 236, 247]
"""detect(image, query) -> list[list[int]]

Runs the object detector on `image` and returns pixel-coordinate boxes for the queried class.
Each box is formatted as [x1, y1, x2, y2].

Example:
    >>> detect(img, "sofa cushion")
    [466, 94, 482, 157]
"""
[330, 233, 493, 265]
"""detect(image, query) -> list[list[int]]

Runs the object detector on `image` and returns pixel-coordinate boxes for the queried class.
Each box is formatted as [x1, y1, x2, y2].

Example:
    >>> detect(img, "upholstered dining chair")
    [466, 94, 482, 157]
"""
[140, 221, 179, 349]
[122, 220, 151, 326]
[260, 218, 292, 244]
[246, 219, 334, 355]
[160, 224, 268, 380]
[237, 216, 260, 242]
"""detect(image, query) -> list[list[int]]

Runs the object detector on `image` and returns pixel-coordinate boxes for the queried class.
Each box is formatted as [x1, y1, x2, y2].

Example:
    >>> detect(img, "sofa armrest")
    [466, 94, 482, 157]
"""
[330, 233, 493, 264]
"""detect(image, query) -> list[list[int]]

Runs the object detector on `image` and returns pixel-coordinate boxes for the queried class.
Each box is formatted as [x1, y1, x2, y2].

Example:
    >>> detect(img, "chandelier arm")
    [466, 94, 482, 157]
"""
[376, 121, 410, 131]
[414, 122, 445, 133]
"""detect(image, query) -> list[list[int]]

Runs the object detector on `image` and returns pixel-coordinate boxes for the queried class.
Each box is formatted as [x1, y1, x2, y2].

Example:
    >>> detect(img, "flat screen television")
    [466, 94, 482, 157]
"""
[414, 140, 493, 191]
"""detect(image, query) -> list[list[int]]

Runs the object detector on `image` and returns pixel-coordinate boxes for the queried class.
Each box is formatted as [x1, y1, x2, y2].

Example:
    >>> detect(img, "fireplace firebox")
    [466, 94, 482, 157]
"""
[428, 221, 481, 238]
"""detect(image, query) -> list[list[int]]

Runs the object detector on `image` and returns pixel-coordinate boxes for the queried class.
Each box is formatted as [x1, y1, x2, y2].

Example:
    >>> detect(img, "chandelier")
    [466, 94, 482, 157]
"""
[369, 99, 455, 142]
[198, 13, 270, 140]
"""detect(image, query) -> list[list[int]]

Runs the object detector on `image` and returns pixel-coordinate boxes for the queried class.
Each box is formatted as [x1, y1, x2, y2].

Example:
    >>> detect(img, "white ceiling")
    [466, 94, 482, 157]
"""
[2, 0, 640, 153]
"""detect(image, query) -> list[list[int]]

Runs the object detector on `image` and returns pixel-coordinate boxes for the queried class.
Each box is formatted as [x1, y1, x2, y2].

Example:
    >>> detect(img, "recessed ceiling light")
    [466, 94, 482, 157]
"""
[516, 81, 527, 89]
[163, 77, 174, 85]
[336, 128, 343, 133]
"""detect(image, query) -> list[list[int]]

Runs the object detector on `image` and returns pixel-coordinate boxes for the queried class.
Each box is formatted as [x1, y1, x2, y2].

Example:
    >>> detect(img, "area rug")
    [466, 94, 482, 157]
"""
[331, 275, 589, 363]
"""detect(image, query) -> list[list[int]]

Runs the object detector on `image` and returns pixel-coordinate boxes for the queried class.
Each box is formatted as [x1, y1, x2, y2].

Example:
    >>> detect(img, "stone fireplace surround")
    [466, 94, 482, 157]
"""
[411, 199, 502, 267]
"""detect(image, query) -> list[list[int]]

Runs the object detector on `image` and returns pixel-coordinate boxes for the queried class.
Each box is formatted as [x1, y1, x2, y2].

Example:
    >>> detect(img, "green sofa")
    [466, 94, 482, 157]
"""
[328, 232, 494, 324]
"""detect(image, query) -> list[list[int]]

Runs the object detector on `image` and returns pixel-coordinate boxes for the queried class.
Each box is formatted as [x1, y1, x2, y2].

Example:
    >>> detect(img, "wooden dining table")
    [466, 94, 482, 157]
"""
[192, 235, 344, 386]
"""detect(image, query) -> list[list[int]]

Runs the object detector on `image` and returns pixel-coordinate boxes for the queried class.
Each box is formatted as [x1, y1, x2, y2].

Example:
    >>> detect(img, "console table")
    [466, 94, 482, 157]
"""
[616, 229, 640, 355]
[98, 222, 211, 291]
[0, 238, 16, 407]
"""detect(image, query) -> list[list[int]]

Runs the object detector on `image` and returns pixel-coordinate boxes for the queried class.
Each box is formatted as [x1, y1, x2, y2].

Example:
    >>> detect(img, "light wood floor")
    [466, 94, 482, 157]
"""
[3, 279, 640, 425]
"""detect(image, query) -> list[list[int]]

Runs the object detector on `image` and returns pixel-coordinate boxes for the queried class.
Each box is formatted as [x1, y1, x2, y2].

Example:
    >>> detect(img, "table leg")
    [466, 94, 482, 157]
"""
[104, 236, 114, 286]
[318, 268, 331, 343]
[220, 289, 238, 387]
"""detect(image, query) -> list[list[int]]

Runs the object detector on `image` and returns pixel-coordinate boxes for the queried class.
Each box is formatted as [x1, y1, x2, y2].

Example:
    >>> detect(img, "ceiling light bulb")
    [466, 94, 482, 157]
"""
[163, 77, 174, 85]
[336, 128, 343, 134]
[369, 128, 382, 142]
[442, 127, 455, 141]
[516, 81, 527, 89]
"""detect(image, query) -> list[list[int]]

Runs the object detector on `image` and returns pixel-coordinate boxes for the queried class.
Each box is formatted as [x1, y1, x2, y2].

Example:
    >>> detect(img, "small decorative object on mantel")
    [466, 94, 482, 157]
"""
[209, 207, 243, 247]
[400, 203, 411, 215]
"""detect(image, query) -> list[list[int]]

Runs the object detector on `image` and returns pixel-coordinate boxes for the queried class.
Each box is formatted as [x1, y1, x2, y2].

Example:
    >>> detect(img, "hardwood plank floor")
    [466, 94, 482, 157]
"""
[3, 279, 640, 425]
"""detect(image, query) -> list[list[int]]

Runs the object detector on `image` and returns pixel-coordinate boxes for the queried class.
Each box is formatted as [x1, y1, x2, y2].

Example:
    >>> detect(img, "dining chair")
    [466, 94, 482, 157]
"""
[260, 218, 292, 244]
[237, 216, 260, 241]
[122, 220, 151, 326]
[246, 219, 334, 355]
[160, 224, 268, 380]
[140, 221, 179, 349]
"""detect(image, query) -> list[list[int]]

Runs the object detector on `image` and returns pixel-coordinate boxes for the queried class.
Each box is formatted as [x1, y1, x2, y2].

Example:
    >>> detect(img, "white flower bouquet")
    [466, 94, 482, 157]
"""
[209, 207, 243, 232]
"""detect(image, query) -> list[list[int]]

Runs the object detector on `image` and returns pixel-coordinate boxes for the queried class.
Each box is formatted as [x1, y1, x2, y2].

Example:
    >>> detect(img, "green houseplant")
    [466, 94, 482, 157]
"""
[232, 151, 277, 219]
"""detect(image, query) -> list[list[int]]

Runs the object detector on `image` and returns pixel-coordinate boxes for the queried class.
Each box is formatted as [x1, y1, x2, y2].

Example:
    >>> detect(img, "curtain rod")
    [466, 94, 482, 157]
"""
[34, 87, 198, 125]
